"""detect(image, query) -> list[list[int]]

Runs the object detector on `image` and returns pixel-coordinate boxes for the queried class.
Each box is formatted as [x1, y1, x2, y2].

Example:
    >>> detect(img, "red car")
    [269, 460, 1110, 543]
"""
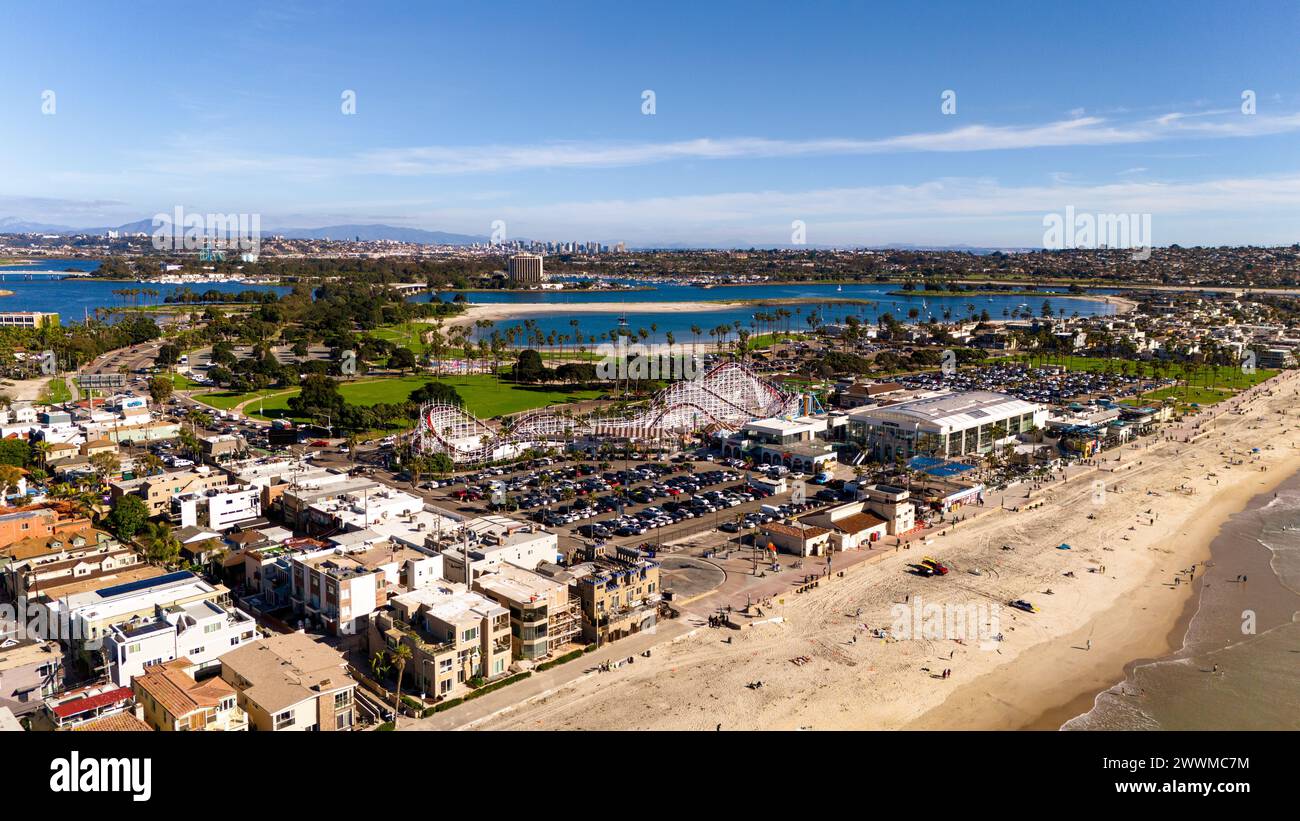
[311, 439, 329, 447]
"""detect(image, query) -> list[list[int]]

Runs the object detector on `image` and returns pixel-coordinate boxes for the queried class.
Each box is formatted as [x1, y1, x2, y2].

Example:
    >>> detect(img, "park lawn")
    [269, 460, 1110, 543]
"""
[194, 388, 288, 410]
[245, 374, 603, 422]
[41, 377, 71, 404]
[747, 333, 799, 350]
[170, 372, 201, 389]
[1122, 385, 1235, 408]
[370, 324, 428, 354]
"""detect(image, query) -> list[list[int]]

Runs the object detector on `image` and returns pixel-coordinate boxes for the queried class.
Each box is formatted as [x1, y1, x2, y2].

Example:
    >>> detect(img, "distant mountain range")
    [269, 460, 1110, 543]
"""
[0, 215, 1029, 252]
[0, 216, 490, 246]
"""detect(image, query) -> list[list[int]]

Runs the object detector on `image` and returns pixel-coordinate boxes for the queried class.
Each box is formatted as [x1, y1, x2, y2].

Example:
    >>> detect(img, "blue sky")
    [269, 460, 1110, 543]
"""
[2, 0, 1299, 247]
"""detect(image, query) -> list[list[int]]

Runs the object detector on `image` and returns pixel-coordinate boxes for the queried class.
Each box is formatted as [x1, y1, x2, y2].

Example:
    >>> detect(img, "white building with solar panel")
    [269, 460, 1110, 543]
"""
[846, 391, 1047, 461]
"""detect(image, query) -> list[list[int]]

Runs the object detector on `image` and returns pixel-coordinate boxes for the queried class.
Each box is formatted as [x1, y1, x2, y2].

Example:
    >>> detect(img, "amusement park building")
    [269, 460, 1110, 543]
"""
[846, 391, 1046, 461]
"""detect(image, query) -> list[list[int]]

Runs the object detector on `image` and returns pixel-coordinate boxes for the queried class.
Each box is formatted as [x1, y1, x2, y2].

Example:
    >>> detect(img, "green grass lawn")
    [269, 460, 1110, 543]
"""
[169, 372, 201, 390]
[370, 324, 429, 354]
[40, 377, 71, 404]
[194, 388, 289, 410]
[1121, 385, 1234, 409]
[237, 374, 602, 422]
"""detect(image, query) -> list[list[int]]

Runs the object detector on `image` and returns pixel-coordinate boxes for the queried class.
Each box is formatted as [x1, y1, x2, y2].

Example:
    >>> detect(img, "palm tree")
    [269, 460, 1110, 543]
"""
[141, 521, 182, 566]
[139, 453, 165, 477]
[390, 643, 412, 725]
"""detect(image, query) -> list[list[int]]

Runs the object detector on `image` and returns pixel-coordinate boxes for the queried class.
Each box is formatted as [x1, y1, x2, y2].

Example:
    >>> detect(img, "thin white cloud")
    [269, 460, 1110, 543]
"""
[105, 110, 1300, 182]
[385, 173, 1300, 245]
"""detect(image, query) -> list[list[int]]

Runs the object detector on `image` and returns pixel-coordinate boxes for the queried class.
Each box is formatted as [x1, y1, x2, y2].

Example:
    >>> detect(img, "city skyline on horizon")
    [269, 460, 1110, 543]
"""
[3, 0, 1300, 248]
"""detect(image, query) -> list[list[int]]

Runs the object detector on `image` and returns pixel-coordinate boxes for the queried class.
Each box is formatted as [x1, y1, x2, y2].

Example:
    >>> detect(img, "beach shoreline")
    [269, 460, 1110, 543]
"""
[913, 447, 1300, 730]
[475, 370, 1300, 731]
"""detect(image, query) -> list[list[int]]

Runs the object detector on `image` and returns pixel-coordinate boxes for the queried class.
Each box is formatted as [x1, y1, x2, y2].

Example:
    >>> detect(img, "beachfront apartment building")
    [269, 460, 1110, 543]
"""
[439, 516, 559, 583]
[371, 583, 512, 700]
[133, 658, 247, 732]
[102, 599, 260, 687]
[219, 632, 357, 732]
[289, 540, 442, 636]
[473, 561, 581, 660]
[562, 545, 661, 645]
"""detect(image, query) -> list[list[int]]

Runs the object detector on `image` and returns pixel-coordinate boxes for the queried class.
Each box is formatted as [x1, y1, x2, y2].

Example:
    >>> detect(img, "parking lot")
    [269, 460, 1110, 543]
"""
[403, 452, 841, 556]
[897, 362, 1169, 405]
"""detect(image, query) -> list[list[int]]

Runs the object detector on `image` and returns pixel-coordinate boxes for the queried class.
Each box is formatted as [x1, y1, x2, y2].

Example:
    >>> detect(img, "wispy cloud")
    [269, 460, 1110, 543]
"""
[109, 110, 1300, 182]
[388, 173, 1300, 245]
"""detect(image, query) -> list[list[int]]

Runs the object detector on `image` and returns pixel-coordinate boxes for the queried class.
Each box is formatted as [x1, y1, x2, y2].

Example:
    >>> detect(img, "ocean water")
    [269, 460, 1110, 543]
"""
[1064, 470, 1300, 730]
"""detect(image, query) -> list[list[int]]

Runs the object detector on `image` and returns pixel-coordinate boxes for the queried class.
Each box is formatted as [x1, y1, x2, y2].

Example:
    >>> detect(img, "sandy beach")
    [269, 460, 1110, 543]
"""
[474, 370, 1300, 731]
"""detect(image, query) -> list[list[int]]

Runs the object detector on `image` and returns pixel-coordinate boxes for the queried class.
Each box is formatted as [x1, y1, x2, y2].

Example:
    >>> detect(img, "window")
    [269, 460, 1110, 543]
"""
[220, 698, 234, 712]
[333, 690, 352, 710]
[205, 623, 221, 634]
[461, 627, 478, 642]
[273, 710, 295, 730]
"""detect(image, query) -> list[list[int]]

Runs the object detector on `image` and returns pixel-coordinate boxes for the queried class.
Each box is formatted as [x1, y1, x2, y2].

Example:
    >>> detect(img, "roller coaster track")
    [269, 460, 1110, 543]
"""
[415, 361, 801, 463]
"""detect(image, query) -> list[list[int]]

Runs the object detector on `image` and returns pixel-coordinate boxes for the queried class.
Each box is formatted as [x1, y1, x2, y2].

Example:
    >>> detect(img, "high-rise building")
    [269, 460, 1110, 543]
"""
[507, 253, 544, 287]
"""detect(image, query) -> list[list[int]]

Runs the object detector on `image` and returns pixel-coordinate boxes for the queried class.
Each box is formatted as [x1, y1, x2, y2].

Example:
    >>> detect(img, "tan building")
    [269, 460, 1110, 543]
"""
[219, 632, 357, 732]
[758, 520, 831, 557]
[370, 583, 511, 701]
[473, 562, 580, 660]
[111, 468, 231, 516]
[563, 545, 661, 645]
[290, 542, 435, 636]
[133, 658, 247, 731]
[800, 501, 888, 550]
[855, 483, 917, 535]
